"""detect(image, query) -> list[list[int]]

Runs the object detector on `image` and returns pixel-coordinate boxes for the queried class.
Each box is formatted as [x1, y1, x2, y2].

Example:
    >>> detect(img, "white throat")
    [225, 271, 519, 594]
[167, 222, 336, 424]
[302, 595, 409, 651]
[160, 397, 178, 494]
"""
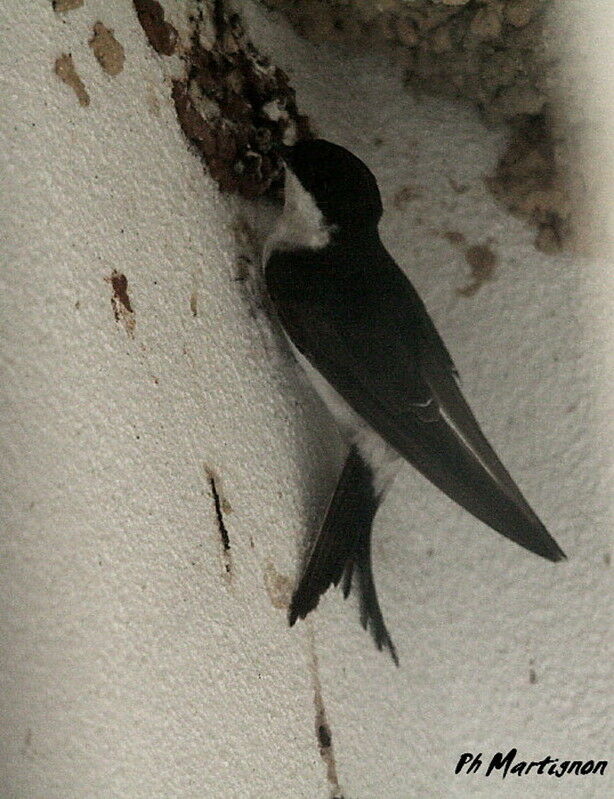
[263, 168, 332, 265]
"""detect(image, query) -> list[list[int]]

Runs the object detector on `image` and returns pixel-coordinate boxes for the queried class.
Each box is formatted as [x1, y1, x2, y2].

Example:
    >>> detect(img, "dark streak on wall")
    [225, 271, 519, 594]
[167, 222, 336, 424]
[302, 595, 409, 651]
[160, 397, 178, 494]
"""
[205, 465, 233, 581]
[308, 625, 344, 798]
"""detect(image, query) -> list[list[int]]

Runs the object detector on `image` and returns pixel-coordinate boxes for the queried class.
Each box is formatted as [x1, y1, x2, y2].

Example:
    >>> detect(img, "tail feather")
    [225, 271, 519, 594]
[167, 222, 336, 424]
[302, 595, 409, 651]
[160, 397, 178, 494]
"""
[289, 446, 398, 664]
[344, 524, 399, 666]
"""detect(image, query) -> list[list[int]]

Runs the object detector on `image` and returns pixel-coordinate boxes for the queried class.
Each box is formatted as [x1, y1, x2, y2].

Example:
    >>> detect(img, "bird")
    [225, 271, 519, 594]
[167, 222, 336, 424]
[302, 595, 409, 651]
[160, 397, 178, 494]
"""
[263, 138, 565, 665]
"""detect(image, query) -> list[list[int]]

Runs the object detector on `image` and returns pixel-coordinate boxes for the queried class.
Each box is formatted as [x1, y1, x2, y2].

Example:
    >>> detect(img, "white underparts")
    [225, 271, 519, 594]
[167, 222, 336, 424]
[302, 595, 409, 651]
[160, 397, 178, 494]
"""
[263, 168, 332, 265]
[289, 339, 401, 498]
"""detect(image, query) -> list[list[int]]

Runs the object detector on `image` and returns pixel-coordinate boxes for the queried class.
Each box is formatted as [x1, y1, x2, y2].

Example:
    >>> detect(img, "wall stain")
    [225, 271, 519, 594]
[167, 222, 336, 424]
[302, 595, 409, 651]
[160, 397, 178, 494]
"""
[307, 623, 344, 799]
[529, 658, 538, 684]
[190, 290, 198, 317]
[146, 85, 161, 117]
[106, 270, 135, 336]
[205, 465, 233, 582]
[54, 54, 90, 107]
[20, 727, 33, 757]
[443, 229, 466, 247]
[441, 231, 498, 296]
[89, 22, 125, 76]
[52, 0, 84, 11]
[392, 184, 422, 209]
[230, 215, 281, 357]
[448, 177, 468, 194]
[263, 560, 292, 610]
[457, 243, 497, 296]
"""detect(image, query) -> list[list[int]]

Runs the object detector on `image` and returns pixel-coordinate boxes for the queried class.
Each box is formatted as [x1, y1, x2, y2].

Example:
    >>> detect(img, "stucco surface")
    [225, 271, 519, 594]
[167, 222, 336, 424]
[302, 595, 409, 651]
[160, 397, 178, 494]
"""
[1, 2, 611, 798]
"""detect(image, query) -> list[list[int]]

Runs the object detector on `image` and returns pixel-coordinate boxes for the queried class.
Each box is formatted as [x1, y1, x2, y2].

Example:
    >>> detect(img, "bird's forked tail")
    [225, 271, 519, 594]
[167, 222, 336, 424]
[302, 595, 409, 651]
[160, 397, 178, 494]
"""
[289, 445, 398, 665]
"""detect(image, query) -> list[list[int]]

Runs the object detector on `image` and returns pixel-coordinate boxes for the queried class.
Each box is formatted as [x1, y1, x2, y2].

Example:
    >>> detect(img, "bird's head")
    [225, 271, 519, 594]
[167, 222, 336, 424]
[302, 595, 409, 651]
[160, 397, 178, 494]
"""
[278, 139, 383, 231]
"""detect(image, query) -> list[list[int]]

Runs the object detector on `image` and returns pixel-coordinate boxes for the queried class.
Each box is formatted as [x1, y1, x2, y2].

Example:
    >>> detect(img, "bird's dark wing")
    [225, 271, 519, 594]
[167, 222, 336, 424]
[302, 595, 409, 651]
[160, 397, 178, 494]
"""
[265, 238, 564, 562]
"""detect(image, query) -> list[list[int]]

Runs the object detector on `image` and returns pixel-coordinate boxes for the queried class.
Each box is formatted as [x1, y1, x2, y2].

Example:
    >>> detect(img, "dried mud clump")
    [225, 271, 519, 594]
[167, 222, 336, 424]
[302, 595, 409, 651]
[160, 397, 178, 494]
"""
[133, 0, 178, 56]
[89, 22, 126, 76]
[54, 53, 90, 107]
[486, 113, 570, 252]
[134, 1, 312, 199]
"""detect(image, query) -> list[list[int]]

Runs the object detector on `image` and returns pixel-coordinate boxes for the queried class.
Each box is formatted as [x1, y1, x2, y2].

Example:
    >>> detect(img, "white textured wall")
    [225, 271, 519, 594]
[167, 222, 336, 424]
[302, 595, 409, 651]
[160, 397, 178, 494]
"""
[1, 2, 611, 798]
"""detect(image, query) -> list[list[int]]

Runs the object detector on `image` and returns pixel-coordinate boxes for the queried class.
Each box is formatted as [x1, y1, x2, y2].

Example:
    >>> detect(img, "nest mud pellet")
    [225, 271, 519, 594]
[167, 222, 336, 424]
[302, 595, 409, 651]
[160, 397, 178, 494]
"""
[134, 1, 312, 199]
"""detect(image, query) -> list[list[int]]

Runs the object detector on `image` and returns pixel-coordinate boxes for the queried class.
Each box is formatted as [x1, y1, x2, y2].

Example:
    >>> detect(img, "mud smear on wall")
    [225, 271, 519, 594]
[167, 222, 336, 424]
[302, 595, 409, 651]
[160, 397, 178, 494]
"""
[20, 727, 33, 757]
[52, 0, 84, 11]
[443, 230, 466, 246]
[392, 184, 423, 210]
[263, 560, 292, 610]
[106, 270, 135, 336]
[441, 231, 498, 296]
[89, 22, 125, 76]
[229, 214, 280, 357]
[529, 659, 538, 684]
[204, 465, 233, 583]
[54, 54, 90, 106]
[458, 243, 497, 296]
[189, 290, 198, 317]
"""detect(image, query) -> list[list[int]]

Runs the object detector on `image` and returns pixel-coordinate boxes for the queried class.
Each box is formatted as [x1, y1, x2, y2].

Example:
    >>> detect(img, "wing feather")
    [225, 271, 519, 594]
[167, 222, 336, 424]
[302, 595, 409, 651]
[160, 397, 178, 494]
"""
[266, 241, 564, 562]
